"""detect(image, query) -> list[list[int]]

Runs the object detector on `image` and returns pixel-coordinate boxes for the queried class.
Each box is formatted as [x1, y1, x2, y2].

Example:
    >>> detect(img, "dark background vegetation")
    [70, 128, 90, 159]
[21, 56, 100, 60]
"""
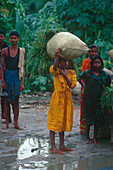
[0, 0, 113, 93]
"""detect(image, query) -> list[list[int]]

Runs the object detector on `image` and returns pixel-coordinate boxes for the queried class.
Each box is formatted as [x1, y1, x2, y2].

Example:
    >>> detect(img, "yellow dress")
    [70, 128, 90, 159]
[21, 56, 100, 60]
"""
[47, 65, 77, 132]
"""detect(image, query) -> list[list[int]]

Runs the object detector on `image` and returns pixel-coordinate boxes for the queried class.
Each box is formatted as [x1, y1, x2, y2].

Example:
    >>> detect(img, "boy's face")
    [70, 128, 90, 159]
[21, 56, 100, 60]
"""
[0, 34, 5, 44]
[9, 35, 19, 45]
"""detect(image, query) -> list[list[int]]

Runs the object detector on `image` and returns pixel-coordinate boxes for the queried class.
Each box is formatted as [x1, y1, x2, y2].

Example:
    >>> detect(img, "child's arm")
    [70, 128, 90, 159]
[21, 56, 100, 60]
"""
[1, 48, 6, 89]
[105, 74, 111, 87]
[59, 69, 72, 87]
[78, 72, 86, 87]
[53, 48, 62, 71]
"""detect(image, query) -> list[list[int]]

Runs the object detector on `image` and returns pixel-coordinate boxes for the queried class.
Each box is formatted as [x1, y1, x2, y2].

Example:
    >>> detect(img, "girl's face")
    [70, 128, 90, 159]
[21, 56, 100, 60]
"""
[89, 47, 98, 59]
[93, 59, 101, 69]
[60, 59, 69, 69]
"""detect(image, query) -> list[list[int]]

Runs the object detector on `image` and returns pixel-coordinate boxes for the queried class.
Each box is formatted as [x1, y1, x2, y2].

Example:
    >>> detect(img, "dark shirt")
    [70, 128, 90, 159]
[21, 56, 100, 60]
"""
[5, 47, 19, 70]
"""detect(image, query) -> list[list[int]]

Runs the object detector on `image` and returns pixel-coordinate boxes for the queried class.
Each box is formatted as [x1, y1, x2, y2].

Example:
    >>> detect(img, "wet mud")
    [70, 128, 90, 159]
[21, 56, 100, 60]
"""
[0, 93, 113, 170]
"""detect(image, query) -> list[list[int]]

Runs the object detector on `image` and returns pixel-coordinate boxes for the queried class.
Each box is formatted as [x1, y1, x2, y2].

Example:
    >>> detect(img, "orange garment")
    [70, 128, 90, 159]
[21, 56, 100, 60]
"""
[80, 58, 91, 133]
[47, 65, 77, 132]
[82, 58, 91, 72]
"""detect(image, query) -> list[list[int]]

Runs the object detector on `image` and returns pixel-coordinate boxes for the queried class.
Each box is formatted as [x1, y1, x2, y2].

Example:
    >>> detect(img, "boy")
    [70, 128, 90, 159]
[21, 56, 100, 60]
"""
[1, 31, 26, 130]
[0, 30, 11, 122]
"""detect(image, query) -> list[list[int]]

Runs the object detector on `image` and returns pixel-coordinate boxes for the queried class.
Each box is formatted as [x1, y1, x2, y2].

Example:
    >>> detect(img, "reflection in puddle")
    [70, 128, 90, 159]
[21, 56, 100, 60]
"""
[17, 138, 49, 160]
[1, 137, 113, 170]
[77, 156, 113, 170]
[3, 137, 49, 160]
[47, 157, 113, 170]
[19, 161, 48, 170]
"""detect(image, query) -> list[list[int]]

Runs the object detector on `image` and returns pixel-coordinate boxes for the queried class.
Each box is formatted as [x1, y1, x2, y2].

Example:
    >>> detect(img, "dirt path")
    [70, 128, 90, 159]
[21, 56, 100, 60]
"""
[0, 93, 113, 170]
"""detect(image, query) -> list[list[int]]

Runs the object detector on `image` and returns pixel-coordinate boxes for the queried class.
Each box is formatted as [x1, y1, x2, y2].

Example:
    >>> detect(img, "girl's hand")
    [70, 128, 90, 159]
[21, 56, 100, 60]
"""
[59, 69, 67, 77]
[56, 48, 62, 57]
[59, 68, 72, 87]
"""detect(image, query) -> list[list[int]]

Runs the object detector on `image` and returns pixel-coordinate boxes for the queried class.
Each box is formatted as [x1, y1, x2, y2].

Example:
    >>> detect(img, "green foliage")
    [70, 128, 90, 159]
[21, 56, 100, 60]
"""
[56, 0, 113, 59]
[0, 0, 35, 49]
[26, 28, 65, 92]
[31, 76, 47, 91]
[103, 60, 113, 70]
[0, 0, 113, 93]
[101, 84, 113, 119]
[94, 40, 113, 61]
[21, 0, 49, 14]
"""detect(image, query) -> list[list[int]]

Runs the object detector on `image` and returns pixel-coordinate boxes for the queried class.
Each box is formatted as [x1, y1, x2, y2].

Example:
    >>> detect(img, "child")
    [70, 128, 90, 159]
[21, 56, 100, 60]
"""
[0, 30, 11, 123]
[79, 55, 111, 144]
[1, 31, 26, 130]
[47, 48, 77, 154]
[80, 44, 99, 134]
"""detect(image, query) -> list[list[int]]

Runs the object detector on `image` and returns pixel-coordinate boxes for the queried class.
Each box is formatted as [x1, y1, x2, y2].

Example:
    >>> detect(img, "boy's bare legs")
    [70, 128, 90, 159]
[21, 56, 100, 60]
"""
[1, 96, 5, 119]
[50, 130, 62, 154]
[59, 131, 74, 151]
[12, 95, 23, 130]
[86, 125, 92, 144]
[1, 99, 12, 123]
[2, 96, 9, 129]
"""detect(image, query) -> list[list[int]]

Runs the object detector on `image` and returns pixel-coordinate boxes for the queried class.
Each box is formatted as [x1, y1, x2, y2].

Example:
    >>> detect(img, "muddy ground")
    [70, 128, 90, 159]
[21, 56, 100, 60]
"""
[0, 93, 113, 170]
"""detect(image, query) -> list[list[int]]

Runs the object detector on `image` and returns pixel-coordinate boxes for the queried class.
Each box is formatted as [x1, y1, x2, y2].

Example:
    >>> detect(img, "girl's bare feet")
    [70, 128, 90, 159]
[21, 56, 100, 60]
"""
[93, 138, 100, 144]
[50, 148, 63, 155]
[86, 139, 92, 144]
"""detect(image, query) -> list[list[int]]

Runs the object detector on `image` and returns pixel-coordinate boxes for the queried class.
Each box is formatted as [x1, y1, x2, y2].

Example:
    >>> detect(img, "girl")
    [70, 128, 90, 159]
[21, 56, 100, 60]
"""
[47, 48, 77, 154]
[80, 44, 99, 134]
[79, 55, 111, 144]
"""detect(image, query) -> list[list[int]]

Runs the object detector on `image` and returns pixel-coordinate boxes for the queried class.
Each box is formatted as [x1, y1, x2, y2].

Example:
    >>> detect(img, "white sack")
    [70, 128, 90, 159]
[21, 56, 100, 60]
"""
[103, 68, 113, 77]
[71, 81, 81, 96]
[107, 49, 113, 61]
[47, 32, 89, 59]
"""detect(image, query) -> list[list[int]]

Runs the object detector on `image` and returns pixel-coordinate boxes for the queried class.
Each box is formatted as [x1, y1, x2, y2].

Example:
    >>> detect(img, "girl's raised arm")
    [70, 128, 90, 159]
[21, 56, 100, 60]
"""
[53, 48, 62, 71]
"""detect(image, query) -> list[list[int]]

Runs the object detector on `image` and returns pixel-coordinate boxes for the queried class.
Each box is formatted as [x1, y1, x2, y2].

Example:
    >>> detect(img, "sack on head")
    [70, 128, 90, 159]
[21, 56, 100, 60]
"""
[47, 32, 89, 59]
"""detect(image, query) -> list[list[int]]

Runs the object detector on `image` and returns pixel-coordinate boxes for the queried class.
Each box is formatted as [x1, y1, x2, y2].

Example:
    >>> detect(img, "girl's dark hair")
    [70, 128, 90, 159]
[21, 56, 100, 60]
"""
[9, 31, 19, 38]
[58, 56, 69, 63]
[58, 56, 64, 63]
[89, 44, 99, 51]
[91, 55, 104, 69]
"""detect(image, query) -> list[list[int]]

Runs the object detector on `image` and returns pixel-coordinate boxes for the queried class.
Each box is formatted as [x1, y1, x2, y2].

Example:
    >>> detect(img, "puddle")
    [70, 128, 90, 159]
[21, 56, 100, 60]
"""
[18, 157, 113, 170]
[19, 161, 48, 170]
[45, 157, 113, 170]
[17, 137, 49, 159]
[0, 137, 113, 170]
[2, 137, 49, 160]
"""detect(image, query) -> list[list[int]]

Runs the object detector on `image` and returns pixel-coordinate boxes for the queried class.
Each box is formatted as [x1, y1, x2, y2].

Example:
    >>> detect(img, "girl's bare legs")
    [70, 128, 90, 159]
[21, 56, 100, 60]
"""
[93, 125, 100, 144]
[59, 131, 74, 151]
[12, 95, 23, 130]
[50, 131, 63, 154]
[86, 125, 92, 144]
